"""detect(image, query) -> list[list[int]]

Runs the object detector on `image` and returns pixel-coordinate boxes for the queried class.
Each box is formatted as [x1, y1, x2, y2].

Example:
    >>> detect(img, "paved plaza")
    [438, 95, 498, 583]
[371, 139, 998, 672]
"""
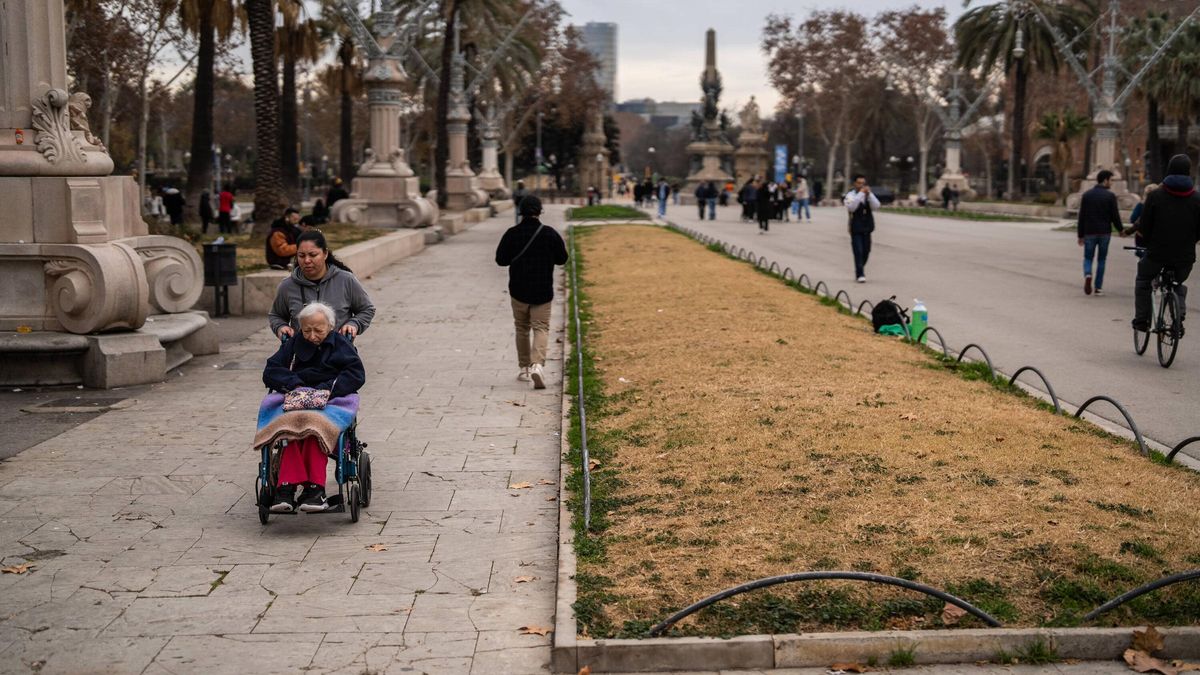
[0, 211, 566, 673]
[658, 203, 1200, 464]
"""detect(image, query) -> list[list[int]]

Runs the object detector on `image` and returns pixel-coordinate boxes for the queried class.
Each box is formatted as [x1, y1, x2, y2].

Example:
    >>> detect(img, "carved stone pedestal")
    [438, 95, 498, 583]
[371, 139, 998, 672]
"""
[0, 0, 212, 388]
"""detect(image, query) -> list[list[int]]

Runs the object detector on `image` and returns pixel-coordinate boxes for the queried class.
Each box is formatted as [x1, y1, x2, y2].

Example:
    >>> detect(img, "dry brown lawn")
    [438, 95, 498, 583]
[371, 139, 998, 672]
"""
[575, 225, 1200, 636]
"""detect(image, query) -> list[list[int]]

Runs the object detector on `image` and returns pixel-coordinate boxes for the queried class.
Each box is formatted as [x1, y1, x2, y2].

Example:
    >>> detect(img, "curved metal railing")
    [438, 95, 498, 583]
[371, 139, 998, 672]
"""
[1082, 570, 1200, 621]
[1008, 366, 1063, 414]
[648, 571, 1004, 636]
[1074, 395, 1149, 456]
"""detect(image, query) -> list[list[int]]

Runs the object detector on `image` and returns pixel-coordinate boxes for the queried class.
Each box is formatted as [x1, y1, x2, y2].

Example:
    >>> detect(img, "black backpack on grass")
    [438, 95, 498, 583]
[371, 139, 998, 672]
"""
[871, 296, 909, 333]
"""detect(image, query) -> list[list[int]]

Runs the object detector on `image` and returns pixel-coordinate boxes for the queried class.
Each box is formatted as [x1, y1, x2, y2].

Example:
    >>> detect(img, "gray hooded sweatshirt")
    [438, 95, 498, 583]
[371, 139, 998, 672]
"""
[268, 264, 376, 337]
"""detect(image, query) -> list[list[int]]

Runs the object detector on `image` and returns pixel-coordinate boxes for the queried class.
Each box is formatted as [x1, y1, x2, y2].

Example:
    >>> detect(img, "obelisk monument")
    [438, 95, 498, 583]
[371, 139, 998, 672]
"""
[682, 29, 733, 203]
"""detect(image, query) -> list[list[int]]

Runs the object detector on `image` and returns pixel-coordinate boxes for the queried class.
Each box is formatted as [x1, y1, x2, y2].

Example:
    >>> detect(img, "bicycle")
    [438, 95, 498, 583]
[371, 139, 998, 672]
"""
[1126, 246, 1184, 368]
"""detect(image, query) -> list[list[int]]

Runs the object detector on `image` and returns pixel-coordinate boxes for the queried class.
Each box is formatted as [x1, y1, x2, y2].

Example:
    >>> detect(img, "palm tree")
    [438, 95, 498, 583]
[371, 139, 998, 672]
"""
[1034, 109, 1090, 203]
[1152, 22, 1200, 176]
[179, 0, 242, 223]
[277, 9, 322, 198]
[315, 1, 360, 183]
[244, 0, 290, 232]
[955, 1, 1094, 199]
[1123, 10, 1171, 181]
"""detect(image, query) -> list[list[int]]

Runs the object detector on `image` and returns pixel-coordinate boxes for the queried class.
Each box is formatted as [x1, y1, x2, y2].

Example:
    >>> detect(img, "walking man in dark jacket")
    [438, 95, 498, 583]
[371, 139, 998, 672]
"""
[1132, 154, 1200, 334]
[844, 174, 880, 282]
[1077, 170, 1125, 295]
[495, 196, 569, 389]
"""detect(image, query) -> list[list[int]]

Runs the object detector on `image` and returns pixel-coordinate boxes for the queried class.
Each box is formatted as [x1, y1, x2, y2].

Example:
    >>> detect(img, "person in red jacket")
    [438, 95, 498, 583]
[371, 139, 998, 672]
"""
[218, 185, 236, 234]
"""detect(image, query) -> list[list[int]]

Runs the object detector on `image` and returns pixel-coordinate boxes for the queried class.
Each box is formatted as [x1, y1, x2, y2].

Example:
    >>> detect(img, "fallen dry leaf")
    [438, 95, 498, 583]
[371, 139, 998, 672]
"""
[519, 625, 553, 636]
[588, 459, 601, 471]
[830, 663, 869, 673]
[995, 436, 1006, 442]
[365, 544, 388, 552]
[899, 413, 918, 421]
[1125, 649, 1178, 675]
[545, 496, 557, 502]
[1133, 626, 1165, 654]
[1, 563, 34, 574]
[537, 479, 556, 485]
[514, 576, 537, 583]
[577, 667, 591, 675]
[509, 482, 533, 489]
[941, 602, 968, 626]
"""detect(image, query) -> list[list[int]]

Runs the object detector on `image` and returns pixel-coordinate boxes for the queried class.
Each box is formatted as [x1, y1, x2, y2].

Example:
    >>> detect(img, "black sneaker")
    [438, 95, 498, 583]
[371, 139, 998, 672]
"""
[297, 484, 329, 512]
[270, 485, 298, 513]
[1132, 320, 1150, 332]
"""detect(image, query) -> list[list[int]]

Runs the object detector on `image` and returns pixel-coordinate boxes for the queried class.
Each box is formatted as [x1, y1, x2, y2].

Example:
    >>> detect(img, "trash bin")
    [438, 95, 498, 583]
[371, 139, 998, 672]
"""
[202, 243, 238, 316]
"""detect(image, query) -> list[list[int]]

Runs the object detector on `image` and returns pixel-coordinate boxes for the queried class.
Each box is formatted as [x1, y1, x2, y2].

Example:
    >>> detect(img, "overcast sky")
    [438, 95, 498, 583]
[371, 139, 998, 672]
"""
[558, 0, 967, 118]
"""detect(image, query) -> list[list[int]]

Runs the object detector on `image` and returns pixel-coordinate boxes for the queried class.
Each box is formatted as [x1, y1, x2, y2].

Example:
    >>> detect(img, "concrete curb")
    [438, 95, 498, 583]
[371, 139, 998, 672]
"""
[553, 257, 580, 673]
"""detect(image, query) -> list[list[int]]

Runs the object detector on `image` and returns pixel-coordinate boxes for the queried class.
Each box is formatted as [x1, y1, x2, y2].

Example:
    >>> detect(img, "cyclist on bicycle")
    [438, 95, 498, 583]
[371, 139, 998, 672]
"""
[1130, 154, 1200, 336]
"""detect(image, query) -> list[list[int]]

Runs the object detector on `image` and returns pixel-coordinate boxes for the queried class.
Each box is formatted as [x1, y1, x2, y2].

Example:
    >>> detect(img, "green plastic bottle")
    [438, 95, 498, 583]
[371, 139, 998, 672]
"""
[911, 299, 928, 343]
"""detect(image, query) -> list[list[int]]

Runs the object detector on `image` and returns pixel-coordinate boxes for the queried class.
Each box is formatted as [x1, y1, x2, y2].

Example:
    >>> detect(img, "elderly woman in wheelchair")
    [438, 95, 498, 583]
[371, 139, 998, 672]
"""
[254, 301, 370, 520]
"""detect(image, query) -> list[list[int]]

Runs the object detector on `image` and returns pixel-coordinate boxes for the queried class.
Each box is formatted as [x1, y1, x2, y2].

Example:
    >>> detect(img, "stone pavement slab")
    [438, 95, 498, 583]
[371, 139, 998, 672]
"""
[0, 209, 569, 673]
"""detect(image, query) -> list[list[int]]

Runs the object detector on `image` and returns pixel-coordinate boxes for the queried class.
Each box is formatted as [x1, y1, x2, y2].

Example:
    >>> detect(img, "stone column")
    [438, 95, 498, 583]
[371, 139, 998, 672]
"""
[0, 0, 212, 388]
[475, 106, 509, 198]
[441, 43, 488, 212]
[329, 54, 437, 227]
[578, 108, 609, 198]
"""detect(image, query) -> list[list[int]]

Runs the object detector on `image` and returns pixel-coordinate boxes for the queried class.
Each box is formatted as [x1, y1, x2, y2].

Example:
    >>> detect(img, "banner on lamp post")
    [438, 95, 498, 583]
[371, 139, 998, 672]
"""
[774, 145, 788, 184]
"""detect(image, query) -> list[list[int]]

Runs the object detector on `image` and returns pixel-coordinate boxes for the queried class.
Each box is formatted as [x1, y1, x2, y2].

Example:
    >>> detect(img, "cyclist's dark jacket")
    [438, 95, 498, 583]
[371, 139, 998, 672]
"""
[1139, 174, 1200, 264]
[1076, 185, 1122, 237]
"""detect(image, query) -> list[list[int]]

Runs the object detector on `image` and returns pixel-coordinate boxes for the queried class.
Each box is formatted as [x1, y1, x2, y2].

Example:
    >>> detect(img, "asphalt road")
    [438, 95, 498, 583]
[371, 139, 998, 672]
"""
[658, 202, 1199, 462]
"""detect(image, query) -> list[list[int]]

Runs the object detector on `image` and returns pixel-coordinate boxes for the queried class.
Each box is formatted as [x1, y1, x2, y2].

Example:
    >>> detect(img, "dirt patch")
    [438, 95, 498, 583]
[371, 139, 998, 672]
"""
[194, 223, 386, 274]
[572, 225, 1200, 638]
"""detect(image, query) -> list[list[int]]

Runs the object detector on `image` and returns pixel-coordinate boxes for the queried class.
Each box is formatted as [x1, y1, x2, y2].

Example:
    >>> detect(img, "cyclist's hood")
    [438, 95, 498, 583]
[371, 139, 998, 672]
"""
[1162, 174, 1195, 198]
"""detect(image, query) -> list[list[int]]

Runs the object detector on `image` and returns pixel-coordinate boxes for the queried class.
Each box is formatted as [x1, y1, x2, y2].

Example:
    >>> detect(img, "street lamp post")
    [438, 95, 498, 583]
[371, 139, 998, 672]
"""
[596, 152, 606, 202]
[647, 146, 656, 180]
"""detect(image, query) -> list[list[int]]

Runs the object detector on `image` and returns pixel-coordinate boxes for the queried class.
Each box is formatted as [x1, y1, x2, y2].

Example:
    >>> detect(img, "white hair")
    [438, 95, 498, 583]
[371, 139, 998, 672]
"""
[297, 301, 335, 327]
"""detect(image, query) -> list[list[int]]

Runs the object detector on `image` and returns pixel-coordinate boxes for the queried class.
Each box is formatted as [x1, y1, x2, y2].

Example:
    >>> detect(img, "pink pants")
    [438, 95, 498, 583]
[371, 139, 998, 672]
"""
[277, 437, 327, 487]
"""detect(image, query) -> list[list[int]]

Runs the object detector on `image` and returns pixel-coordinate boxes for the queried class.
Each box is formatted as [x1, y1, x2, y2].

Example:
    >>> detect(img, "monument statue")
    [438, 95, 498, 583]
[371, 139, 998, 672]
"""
[734, 96, 769, 185]
[682, 29, 734, 203]
[0, 0, 214, 388]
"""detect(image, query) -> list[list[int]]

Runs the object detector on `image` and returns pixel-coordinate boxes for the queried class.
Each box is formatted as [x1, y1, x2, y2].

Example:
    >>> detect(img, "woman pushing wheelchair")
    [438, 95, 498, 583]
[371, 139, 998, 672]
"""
[253, 228, 377, 521]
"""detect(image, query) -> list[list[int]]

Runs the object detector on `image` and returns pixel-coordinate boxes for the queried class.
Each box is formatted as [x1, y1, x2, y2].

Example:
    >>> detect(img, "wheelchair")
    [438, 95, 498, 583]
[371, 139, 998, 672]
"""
[254, 419, 373, 524]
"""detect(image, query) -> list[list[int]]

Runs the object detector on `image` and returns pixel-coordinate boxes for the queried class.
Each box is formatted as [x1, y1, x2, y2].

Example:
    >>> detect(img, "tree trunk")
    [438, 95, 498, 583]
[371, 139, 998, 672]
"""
[1177, 118, 1191, 175]
[1147, 96, 1162, 183]
[434, 0, 458, 211]
[280, 30, 300, 199]
[338, 39, 355, 182]
[824, 140, 838, 204]
[100, 63, 115, 150]
[842, 137, 852, 191]
[185, 2, 216, 226]
[245, 0, 288, 234]
[504, 147, 514, 189]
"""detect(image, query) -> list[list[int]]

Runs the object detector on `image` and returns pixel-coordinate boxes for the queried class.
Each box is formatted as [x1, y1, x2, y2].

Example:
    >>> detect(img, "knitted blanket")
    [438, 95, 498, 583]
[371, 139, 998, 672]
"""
[251, 392, 359, 456]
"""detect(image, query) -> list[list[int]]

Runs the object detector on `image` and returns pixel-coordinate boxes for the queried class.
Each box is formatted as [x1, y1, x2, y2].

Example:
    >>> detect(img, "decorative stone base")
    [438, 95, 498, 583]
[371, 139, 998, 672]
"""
[1067, 170, 1139, 212]
[444, 173, 491, 212]
[330, 175, 438, 228]
[0, 311, 217, 388]
[476, 173, 510, 200]
[438, 213, 467, 236]
[927, 174, 977, 202]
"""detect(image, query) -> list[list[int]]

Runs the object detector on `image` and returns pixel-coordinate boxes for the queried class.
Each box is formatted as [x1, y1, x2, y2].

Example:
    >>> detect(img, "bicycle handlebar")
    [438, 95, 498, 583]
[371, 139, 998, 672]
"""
[1124, 246, 1147, 252]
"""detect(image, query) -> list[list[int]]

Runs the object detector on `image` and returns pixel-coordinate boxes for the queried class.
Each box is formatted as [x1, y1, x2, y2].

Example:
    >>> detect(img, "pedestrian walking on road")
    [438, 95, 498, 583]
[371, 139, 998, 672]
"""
[1130, 154, 1200, 334]
[738, 179, 756, 222]
[844, 174, 880, 283]
[162, 185, 185, 226]
[495, 196, 569, 389]
[511, 180, 530, 224]
[706, 181, 718, 220]
[657, 178, 670, 218]
[756, 179, 773, 233]
[218, 185, 236, 234]
[694, 182, 709, 220]
[1076, 170, 1125, 296]
[199, 190, 214, 233]
[794, 176, 811, 221]
[1126, 183, 1158, 259]
[941, 184, 952, 210]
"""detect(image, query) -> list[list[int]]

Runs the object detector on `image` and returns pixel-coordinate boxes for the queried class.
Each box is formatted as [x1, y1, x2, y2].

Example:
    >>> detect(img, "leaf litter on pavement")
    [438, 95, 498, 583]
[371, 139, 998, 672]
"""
[571, 225, 1200, 636]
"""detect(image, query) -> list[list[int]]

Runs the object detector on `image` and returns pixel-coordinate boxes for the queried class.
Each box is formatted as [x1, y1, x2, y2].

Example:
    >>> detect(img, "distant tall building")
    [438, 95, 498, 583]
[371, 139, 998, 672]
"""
[577, 22, 617, 102]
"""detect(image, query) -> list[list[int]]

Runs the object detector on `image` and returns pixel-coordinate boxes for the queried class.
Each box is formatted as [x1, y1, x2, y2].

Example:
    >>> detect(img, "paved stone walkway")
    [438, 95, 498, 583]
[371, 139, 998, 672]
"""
[0, 210, 567, 674]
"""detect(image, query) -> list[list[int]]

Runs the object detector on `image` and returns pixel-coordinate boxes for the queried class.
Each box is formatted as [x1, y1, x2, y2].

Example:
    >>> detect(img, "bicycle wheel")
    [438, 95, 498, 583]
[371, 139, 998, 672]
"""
[1157, 291, 1180, 368]
[1134, 324, 1150, 355]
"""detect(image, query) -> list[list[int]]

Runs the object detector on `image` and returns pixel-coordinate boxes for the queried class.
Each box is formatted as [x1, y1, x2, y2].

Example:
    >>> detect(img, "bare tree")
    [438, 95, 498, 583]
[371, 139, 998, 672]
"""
[878, 6, 953, 197]
[763, 10, 874, 200]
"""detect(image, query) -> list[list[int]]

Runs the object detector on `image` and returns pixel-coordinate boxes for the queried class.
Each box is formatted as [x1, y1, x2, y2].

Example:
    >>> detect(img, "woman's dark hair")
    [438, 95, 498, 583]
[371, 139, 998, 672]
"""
[296, 229, 353, 274]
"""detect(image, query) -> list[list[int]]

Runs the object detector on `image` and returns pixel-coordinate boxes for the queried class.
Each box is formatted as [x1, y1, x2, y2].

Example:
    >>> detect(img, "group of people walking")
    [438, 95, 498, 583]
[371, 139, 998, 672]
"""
[738, 176, 814, 233]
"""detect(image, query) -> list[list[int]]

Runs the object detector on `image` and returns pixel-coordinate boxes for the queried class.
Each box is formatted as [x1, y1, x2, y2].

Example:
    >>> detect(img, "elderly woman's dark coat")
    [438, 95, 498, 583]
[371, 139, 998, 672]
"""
[263, 331, 365, 399]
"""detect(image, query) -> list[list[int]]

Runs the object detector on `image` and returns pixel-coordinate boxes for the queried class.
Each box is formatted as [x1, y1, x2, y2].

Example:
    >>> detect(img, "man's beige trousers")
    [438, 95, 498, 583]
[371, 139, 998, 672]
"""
[510, 298, 551, 368]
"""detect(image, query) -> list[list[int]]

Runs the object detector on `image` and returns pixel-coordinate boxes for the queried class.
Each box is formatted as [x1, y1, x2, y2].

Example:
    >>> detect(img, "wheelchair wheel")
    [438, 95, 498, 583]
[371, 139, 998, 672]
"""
[257, 477, 271, 525]
[347, 482, 360, 523]
[359, 450, 372, 508]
